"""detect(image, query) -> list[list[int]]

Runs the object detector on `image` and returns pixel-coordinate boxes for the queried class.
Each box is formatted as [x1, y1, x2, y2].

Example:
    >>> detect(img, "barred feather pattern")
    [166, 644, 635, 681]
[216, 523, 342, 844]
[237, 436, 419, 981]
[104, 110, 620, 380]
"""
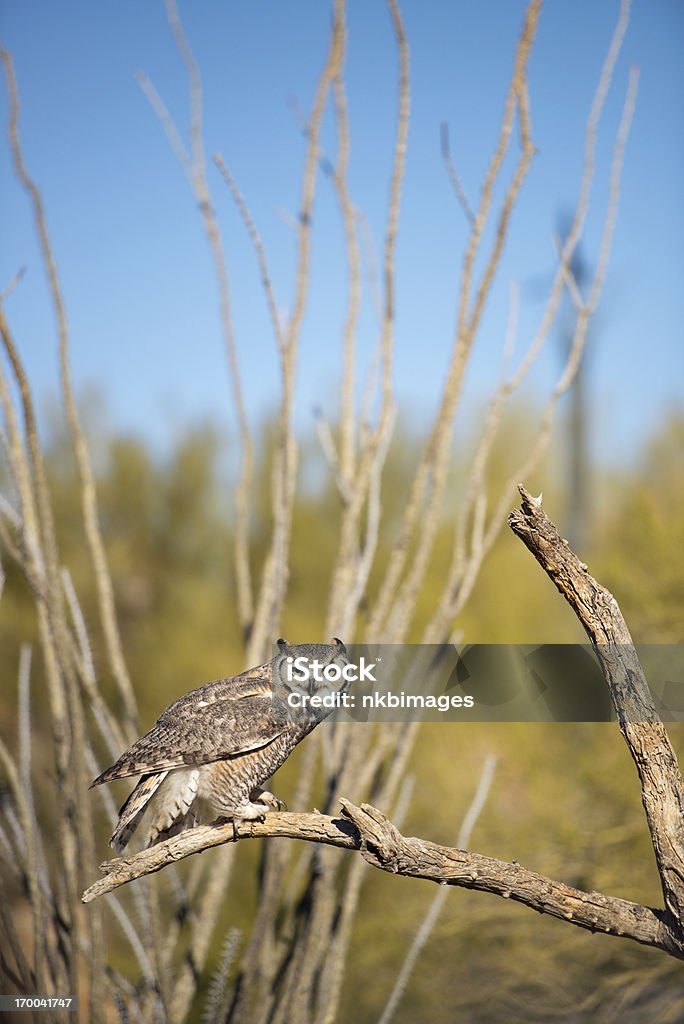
[91, 640, 350, 851]
[110, 772, 168, 853]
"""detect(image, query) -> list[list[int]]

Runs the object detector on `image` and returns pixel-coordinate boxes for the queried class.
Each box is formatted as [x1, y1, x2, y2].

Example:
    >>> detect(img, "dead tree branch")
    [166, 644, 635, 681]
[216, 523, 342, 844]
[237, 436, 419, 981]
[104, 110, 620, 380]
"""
[81, 800, 683, 960]
[509, 485, 684, 926]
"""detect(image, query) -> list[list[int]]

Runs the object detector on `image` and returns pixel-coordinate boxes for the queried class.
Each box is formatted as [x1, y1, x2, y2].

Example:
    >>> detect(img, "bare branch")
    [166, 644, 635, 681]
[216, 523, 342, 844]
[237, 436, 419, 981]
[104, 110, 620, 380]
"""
[138, 0, 256, 641]
[586, 63, 639, 315]
[133, 72, 191, 175]
[0, 265, 26, 303]
[325, 0, 408, 639]
[332, 67, 361, 484]
[428, 19, 638, 640]
[368, 0, 541, 643]
[247, 0, 345, 663]
[1, 46, 138, 736]
[313, 406, 351, 502]
[440, 121, 475, 226]
[81, 802, 682, 959]
[509, 486, 684, 924]
[212, 154, 286, 353]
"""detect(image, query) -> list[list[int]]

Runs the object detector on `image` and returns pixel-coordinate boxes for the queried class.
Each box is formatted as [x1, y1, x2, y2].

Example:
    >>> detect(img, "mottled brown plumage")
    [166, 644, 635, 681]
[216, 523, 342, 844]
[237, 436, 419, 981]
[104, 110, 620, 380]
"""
[91, 639, 348, 851]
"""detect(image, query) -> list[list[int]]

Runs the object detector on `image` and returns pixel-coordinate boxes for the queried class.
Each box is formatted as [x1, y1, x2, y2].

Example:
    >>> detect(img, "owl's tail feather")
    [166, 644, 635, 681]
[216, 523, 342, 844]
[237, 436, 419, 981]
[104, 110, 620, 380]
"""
[145, 810, 199, 849]
[110, 771, 169, 853]
[145, 767, 202, 848]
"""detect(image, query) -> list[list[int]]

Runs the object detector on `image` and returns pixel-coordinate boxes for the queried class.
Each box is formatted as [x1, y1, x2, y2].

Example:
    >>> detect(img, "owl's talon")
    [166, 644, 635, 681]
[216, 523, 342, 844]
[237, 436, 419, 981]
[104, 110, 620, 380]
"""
[252, 788, 287, 813]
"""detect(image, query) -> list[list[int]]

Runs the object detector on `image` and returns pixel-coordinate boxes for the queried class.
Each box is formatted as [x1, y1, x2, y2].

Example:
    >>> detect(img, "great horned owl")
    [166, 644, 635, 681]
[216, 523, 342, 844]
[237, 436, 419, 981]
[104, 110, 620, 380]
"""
[91, 638, 348, 852]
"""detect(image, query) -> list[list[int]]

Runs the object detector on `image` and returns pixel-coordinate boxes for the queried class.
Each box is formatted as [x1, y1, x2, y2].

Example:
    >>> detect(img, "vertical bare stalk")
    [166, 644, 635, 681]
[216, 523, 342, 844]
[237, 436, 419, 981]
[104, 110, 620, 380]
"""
[368, 0, 541, 645]
[332, 64, 361, 487]
[246, 0, 345, 665]
[1, 48, 138, 737]
[325, 0, 409, 640]
[138, 0, 255, 642]
[378, 756, 497, 1024]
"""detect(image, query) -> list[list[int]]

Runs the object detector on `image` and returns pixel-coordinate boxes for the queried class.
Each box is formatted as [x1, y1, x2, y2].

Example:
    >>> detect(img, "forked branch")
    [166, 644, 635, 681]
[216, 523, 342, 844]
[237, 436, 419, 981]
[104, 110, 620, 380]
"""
[83, 490, 684, 963]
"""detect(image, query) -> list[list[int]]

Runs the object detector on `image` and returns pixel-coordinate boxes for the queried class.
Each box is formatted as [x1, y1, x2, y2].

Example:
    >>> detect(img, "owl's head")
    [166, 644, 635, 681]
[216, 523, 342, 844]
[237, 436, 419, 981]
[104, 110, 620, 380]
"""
[273, 637, 348, 682]
[271, 638, 351, 719]
[275, 636, 346, 663]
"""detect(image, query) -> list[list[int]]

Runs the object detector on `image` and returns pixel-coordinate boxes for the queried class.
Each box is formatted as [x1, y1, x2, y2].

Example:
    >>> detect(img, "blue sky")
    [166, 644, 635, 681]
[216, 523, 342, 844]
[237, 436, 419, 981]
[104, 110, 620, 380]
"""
[1, 1, 682, 467]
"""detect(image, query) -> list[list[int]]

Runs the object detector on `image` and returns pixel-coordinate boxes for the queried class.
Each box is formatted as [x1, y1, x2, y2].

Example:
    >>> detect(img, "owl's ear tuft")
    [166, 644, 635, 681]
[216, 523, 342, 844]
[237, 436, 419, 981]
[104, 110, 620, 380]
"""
[276, 637, 289, 648]
[331, 637, 346, 649]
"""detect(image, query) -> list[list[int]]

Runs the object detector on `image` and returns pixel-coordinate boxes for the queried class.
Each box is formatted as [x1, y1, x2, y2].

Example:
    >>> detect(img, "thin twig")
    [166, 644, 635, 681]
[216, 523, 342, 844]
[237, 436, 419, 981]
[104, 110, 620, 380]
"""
[0, 265, 26, 303]
[440, 121, 475, 226]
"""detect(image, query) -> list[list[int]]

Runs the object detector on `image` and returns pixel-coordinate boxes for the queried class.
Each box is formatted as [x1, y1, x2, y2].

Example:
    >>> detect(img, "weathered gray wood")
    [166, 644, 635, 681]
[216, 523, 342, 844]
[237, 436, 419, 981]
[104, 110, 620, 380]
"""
[81, 802, 682, 958]
[509, 485, 684, 926]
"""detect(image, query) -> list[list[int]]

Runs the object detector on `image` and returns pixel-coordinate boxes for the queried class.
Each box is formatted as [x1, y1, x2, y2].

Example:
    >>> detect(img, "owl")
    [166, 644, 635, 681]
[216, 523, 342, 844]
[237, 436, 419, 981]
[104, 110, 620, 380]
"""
[91, 638, 348, 852]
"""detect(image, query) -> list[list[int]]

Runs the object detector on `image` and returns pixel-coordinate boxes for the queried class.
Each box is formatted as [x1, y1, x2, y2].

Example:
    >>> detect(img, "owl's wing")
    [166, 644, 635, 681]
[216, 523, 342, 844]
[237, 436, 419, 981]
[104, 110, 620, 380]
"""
[91, 664, 298, 787]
